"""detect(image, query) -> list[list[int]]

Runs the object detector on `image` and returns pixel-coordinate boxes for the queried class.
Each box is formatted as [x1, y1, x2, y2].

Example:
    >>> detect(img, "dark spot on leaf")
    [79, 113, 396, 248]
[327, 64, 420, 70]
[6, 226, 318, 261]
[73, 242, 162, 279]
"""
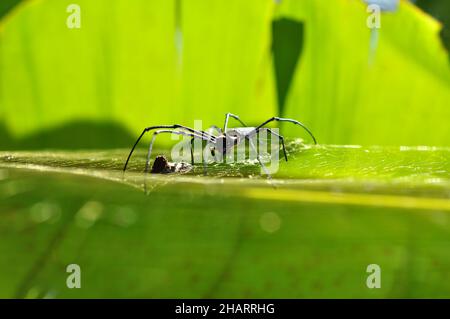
[151, 155, 192, 174]
[151, 156, 171, 174]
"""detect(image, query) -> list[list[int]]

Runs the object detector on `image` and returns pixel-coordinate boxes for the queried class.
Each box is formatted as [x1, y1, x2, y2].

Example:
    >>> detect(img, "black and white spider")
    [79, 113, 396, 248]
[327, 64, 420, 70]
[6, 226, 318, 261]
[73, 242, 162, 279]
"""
[123, 113, 317, 174]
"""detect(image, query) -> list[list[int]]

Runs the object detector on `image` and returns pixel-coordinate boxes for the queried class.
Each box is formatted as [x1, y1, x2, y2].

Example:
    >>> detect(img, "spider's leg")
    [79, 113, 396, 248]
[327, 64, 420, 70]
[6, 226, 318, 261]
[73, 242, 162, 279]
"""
[145, 133, 157, 173]
[124, 127, 149, 171]
[253, 117, 317, 145]
[192, 127, 222, 165]
[201, 140, 215, 176]
[168, 124, 215, 140]
[190, 137, 194, 165]
[203, 156, 208, 176]
[224, 113, 247, 133]
[145, 129, 213, 173]
[257, 128, 288, 162]
[246, 136, 272, 180]
[123, 124, 215, 172]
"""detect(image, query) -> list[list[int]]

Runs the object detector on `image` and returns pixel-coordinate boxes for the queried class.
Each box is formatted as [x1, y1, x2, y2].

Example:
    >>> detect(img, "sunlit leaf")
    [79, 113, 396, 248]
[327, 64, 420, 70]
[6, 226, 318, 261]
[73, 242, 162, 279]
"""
[0, 0, 276, 145]
[277, 0, 450, 146]
[0, 146, 449, 297]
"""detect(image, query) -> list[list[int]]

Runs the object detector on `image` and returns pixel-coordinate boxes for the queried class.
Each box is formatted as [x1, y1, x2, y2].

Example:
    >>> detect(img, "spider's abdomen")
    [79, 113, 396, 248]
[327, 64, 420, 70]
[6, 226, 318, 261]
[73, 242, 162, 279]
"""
[226, 127, 255, 137]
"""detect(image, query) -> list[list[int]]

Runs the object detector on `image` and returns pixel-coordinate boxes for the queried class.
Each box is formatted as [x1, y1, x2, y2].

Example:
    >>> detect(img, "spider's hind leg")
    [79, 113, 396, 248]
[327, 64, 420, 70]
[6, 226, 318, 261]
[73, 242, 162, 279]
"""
[145, 129, 213, 173]
[254, 117, 317, 145]
[123, 124, 215, 172]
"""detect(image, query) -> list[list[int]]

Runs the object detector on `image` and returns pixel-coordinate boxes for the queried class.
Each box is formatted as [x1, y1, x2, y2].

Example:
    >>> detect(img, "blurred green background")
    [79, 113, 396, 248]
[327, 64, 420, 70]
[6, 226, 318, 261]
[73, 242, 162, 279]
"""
[0, 0, 450, 299]
[0, 0, 449, 148]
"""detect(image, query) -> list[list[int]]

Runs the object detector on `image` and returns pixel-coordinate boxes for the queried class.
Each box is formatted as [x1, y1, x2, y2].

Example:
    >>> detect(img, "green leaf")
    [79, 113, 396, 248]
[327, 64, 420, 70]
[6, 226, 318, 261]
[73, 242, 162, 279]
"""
[277, 0, 450, 146]
[0, 146, 449, 298]
[1, 0, 449, 300]
[0, 0, 276, 145]
[1, 0, 449, 148]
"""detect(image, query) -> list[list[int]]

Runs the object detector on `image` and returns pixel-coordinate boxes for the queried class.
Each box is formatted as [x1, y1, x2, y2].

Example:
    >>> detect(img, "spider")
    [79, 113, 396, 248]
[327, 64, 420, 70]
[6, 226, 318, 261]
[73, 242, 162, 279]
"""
[123, 113, 317, 174]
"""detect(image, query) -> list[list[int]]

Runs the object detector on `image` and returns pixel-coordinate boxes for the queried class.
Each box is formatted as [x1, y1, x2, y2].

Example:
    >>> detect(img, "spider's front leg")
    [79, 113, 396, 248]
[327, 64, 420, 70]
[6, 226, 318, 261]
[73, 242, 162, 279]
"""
[254, 117, 317, 145]
[256, 128, 288, 162]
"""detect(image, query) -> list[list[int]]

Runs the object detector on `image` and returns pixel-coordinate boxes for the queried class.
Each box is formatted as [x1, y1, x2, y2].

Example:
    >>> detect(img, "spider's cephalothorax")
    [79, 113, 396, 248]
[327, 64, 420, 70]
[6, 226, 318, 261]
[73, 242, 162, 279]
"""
[211, 134, 239, 157]
[123, 113, 317, 177]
